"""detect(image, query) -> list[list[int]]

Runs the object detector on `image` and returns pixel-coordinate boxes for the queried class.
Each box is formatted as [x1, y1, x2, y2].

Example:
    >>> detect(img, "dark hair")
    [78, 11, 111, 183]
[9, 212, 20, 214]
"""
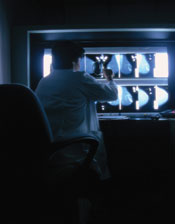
[52, 40, 85, 69]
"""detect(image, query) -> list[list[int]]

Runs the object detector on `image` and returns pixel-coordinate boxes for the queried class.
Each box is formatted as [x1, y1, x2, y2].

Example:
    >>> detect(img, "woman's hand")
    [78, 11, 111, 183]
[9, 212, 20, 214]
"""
[103, 69, 114, 81]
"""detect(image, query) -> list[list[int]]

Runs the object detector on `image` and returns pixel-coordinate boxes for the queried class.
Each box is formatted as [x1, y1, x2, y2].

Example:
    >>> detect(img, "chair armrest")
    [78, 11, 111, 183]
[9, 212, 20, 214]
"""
[50, 135, 99, 169]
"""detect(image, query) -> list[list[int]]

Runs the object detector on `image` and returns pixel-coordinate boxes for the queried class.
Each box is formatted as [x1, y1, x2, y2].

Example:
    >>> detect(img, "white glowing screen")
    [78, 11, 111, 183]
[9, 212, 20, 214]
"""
[154, 53, 168, 77]
[43, 49, 52, 77]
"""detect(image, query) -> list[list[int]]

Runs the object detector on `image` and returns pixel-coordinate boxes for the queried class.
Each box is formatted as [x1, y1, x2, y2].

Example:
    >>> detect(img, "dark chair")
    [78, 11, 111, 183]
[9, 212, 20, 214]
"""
[0, 84, 99, 223]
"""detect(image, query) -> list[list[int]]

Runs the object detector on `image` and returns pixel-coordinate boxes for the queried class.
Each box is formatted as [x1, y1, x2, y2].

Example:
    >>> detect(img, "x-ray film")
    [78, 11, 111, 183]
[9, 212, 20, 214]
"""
[138, 54, 155, 78]
[138, 88, 150, 107]
[106, 55, 119, 77]
[155, 86, 169, 108]
[108, 86, 133, 107]
[120, 55, 134, 77]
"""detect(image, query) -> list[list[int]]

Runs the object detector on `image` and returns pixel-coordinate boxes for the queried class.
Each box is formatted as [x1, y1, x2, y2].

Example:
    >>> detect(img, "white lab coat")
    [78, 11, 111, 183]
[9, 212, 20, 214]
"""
[35, 69, 118, 180]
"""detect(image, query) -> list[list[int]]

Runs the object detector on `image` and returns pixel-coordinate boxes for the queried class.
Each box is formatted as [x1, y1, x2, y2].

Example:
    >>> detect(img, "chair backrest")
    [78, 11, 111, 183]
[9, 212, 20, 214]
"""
[0, 84, 55, 218]
[0, 84, 53, 203]
[0, 83, 53, 146]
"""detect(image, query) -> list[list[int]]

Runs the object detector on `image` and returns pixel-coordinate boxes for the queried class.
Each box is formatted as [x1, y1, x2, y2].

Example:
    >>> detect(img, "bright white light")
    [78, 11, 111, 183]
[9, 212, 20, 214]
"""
[96, 56, 100, 62]
[135, 54, 142, 78]
[136, 100, 139, 110]
[136, 54, 142, 68]
[115, 54, 120, 65]
[102, 105, 105, 110]
[132, 86, 136, 92]
[115, 55, 120, 77]
[104, 56, 108, 61]
[154, 85, 169, 109]
[154, 100, 159, 110]
[138, 88, 149, 107]
[100, 55, 104, 60]
[154, 53, 168, 77]
[97, 54, 108, 62]
[43, 49, 52, 77]
[117, 85, 122, 104]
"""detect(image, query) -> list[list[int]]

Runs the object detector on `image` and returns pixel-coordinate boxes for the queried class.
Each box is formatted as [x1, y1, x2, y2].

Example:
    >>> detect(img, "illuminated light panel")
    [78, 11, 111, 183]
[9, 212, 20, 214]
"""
[136, 54, 142, 77]
[138, 88, 149, 107]
[107, 55, 119, 75]
[154, 53, 168, 77]
[108, 85, 121, 106]
[86, 57, 96, 74]
[154, 86, 169, 109]
[136, 100, 139, 110]
[120, 55, 133, 75]
[43, 49, 52, 77]
[154, 100, 159, 110]
[121, 86, 133, 106]
[138, 54, 150, 74]
[108, 100, 119, 106]
[108, 86, 133, 107]
[118, 85, 122, 109]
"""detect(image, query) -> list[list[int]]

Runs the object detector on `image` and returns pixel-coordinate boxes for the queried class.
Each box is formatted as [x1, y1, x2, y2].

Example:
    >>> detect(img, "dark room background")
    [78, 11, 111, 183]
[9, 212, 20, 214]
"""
[1, 0, 175, 84]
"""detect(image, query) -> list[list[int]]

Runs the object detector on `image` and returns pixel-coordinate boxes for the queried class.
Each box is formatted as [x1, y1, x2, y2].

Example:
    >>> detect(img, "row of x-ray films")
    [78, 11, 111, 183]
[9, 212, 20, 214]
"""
[96, 85, 169, 112]
[80, 53, 168, 78]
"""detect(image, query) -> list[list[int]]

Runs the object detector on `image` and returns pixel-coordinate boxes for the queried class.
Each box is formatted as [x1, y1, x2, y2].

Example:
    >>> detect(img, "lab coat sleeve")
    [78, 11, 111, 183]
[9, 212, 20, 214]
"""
[79, 72, 118, 102]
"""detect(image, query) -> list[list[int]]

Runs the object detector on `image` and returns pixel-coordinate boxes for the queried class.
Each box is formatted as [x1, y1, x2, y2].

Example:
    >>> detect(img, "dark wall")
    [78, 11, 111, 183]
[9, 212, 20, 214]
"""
[0, 0, 11, 83]
[8, 0, 175, 86]
[100, 119, 171, 177]
[5, 0, 175, 27]
[100, 118, 175, 218]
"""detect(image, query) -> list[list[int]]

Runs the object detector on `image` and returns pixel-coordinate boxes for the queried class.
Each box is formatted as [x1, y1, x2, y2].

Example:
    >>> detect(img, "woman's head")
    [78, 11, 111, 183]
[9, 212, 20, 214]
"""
[52, 40, 85, 70]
